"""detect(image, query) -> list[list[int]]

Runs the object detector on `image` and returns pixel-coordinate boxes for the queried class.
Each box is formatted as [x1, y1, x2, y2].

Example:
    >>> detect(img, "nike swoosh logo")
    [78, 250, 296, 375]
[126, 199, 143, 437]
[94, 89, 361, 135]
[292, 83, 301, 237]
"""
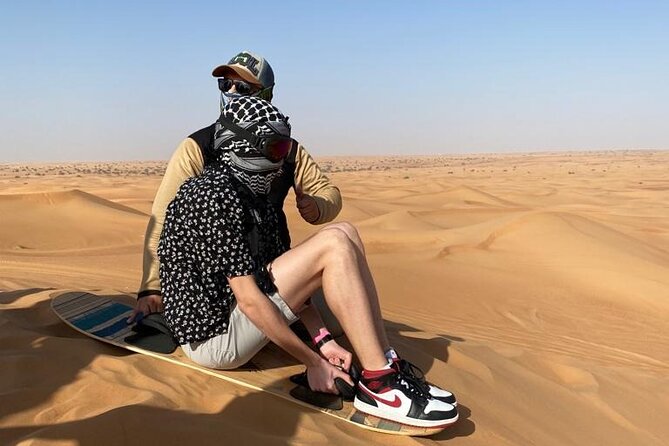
[360, 385, 402, 408]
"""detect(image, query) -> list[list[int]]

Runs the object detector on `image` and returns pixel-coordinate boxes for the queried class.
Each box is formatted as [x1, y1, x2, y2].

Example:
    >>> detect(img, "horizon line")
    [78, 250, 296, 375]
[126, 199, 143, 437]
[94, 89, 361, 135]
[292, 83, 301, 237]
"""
[2, 147, 668, 166]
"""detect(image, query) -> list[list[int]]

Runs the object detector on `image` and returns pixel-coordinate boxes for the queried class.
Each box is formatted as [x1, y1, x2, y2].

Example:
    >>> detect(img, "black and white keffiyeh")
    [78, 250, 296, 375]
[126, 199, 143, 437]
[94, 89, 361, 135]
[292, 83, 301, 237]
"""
[213, 96, 291, 195]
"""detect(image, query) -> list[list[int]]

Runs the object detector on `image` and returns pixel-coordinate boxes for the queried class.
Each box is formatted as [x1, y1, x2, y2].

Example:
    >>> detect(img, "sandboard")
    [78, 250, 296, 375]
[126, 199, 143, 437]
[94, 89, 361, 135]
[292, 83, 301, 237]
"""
[51, 291, 448, 436]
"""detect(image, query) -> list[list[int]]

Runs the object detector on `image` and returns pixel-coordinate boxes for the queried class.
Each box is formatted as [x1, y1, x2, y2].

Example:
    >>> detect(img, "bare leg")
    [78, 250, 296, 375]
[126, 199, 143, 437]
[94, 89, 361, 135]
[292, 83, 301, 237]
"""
[309, 288, 344, 338]
[324, 223, 390, 350]
[268, 222, 388, 370]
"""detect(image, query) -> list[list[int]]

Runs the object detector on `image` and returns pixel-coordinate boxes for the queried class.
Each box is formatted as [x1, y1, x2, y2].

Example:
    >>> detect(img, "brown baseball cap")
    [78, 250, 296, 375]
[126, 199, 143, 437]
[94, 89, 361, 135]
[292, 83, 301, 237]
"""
[212, 51, 275, 89]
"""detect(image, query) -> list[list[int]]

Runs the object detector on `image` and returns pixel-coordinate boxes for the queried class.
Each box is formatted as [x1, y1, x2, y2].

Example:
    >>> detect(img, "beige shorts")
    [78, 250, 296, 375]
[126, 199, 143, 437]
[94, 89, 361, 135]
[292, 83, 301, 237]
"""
[181, 290, 298, 369]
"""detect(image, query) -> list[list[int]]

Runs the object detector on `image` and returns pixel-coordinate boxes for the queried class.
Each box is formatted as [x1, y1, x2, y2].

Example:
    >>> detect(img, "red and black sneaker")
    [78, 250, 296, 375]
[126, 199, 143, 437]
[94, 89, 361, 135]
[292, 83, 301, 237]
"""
[353, 362, 458, 428]
[394, 359, 458, 406]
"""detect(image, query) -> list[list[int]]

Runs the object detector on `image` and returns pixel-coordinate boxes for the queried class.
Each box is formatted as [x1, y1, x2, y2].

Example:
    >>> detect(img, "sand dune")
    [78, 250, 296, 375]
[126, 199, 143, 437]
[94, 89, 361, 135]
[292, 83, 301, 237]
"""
[486, 210, 669, 264]
[0, 190, 147, 252]
[1, 151, 668, 445]
[357, 210, 446, 231]
[0, 189, 147, 216]
[399, 185, 521, 208]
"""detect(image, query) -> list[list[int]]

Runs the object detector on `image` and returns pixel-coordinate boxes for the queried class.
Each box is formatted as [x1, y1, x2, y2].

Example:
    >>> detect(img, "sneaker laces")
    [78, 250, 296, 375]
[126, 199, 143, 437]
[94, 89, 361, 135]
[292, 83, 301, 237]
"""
[397, 360, 432, 395]
[393, 366, 430, 402]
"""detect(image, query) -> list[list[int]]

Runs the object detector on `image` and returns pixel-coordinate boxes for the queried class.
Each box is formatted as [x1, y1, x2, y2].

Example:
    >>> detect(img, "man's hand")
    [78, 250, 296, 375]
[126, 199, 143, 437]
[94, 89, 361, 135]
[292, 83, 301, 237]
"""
[295, 185, 320, 223]
[318, 339, 353, 372]
[307, 357, 354, 394]
[127, 294, 164, 323]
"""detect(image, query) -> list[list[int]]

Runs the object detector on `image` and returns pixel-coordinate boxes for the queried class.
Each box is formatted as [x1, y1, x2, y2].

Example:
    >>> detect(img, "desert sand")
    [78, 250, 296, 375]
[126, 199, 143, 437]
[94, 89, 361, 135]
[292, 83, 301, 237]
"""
[1, 151, 668, 445]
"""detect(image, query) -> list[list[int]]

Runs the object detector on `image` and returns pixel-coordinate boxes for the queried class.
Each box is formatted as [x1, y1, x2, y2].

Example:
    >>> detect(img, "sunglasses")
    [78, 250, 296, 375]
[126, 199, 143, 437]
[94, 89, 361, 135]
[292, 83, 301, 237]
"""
[218, 115, 294, 162]
[218, 78, 259, 96]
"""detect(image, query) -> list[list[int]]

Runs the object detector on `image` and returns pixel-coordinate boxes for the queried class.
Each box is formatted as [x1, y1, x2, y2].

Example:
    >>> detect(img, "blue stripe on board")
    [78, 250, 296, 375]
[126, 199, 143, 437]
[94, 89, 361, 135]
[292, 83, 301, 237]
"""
[71, 303, 132, 331]
[92, 317, 132, 338]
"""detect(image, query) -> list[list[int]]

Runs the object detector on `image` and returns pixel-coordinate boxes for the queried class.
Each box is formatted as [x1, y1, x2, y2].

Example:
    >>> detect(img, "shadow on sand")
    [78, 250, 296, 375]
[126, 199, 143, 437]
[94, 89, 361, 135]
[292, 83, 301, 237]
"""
[0, 289, 475, 445]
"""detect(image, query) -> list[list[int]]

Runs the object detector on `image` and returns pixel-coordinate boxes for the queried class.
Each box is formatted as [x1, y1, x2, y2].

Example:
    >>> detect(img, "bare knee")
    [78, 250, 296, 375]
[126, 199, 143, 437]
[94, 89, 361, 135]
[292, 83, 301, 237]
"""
[318, 225, 359, 264]
[321, 222, 365, 254]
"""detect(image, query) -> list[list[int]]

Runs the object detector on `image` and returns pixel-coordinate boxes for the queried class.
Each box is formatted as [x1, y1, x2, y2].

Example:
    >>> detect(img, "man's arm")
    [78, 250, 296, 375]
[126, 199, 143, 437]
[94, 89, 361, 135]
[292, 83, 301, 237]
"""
[229, 275, 320, 367]
[293, 144, 342, 224]
[130, 138, 204, 320]
[228, 275, 351, 393]
[299, 303, 352, 371]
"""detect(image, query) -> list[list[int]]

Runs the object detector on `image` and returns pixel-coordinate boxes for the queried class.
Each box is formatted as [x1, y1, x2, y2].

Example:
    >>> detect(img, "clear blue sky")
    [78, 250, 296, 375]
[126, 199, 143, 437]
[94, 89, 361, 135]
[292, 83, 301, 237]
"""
[1, 1, 667, 162]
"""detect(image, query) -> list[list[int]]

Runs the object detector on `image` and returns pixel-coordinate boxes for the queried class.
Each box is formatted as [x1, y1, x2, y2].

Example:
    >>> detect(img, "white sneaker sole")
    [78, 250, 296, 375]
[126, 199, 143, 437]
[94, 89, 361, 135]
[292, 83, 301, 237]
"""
[353, 397, 459, 429]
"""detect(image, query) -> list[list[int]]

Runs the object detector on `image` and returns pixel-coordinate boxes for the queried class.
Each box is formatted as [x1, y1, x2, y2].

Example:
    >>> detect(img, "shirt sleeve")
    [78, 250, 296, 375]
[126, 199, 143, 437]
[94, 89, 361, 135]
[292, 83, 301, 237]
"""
[293, 143, 342, 224]
[137, 138, 204, 297]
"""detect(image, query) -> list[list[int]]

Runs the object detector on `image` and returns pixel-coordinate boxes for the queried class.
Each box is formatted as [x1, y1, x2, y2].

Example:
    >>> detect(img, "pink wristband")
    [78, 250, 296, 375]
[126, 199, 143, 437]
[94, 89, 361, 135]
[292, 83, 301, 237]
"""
[312, 328, 331, 346]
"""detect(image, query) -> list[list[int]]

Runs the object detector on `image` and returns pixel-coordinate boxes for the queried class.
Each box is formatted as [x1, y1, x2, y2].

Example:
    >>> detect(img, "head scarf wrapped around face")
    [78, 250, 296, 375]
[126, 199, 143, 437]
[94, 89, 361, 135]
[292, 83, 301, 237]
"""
[214, 96, 291, 195]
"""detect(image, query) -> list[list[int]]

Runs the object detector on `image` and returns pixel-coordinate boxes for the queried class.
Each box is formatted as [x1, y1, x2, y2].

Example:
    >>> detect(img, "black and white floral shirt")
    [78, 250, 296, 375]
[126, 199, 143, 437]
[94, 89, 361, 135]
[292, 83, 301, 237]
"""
[158, 165, 288, 345]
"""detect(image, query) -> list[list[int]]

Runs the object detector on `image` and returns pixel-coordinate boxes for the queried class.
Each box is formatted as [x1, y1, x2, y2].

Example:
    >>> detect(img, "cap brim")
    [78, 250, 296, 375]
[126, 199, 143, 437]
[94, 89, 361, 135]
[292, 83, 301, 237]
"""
[211, 64, 261, 87]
